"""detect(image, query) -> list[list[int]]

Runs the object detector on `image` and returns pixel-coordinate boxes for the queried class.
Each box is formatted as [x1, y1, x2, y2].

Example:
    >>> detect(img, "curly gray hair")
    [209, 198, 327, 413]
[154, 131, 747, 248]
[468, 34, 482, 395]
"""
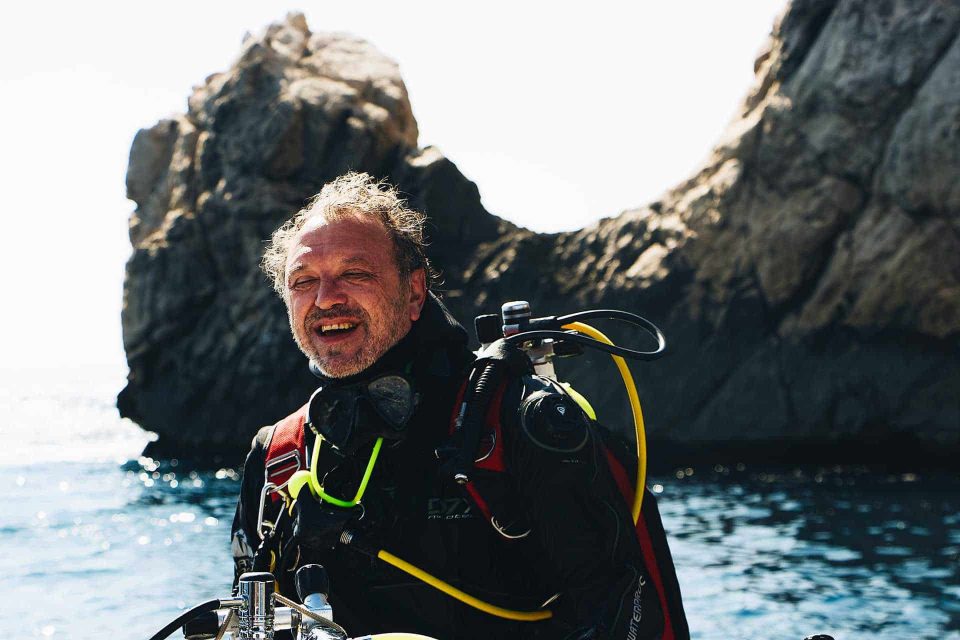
[262, 172, 437, 296]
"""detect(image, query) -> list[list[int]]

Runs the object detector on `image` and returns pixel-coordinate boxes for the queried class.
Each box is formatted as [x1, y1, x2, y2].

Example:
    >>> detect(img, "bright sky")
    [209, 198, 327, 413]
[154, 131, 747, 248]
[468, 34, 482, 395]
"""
[0, 1, 784, 370]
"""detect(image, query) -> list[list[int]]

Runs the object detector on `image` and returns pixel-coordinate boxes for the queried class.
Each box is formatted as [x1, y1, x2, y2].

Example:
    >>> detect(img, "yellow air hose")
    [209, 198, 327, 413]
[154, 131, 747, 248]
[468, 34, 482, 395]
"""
[375, 550, 552, 621]
[561, 322, 647, 522]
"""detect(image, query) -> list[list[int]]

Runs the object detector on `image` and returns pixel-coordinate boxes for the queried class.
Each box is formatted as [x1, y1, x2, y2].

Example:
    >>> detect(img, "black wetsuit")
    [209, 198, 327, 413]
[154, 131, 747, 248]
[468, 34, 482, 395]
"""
[231, 294, 687, 639]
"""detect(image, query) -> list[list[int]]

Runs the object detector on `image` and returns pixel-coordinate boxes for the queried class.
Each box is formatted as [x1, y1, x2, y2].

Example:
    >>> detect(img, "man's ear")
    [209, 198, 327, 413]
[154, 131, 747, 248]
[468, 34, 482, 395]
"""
[407, 268, 427, 321]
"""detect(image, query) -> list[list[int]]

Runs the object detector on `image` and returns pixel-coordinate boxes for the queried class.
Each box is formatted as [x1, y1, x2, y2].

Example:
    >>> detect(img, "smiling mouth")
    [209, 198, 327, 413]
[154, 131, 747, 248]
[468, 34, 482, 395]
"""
[315, 321, 359, 338]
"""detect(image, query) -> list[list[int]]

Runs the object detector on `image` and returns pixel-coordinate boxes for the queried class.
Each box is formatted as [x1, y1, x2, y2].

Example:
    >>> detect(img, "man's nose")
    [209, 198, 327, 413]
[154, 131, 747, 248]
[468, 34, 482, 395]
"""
[314, 278, 348, 309]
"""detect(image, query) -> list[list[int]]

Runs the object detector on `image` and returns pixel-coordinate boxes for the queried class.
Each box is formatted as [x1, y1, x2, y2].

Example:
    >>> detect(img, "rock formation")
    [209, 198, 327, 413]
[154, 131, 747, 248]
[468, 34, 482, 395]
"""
[119, 16, 507, 458]
[121, 2, 960, 465]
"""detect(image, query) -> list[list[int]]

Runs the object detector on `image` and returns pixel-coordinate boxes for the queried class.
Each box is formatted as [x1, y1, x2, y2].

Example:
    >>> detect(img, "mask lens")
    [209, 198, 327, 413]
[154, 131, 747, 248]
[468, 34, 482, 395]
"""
[308, 386, 358, 450]
[366, 375, 416, 428]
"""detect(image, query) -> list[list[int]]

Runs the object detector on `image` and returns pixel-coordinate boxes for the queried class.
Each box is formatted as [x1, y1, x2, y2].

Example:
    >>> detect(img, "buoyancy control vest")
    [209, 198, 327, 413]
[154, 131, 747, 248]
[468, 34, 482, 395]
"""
[259, 366, 689, 639]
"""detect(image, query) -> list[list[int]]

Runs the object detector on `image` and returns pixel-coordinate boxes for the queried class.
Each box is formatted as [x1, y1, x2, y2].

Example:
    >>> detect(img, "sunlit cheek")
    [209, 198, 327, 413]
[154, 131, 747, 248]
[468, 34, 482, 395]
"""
[287, 297, 310, 330]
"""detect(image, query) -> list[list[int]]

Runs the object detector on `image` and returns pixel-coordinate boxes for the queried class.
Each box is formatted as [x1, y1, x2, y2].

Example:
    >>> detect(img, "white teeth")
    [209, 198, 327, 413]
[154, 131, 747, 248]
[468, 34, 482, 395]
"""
[319, 322, 356, 333]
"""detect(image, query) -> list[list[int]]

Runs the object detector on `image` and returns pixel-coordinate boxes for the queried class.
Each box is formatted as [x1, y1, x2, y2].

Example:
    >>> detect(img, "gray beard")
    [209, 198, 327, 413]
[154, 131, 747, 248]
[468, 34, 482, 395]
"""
[291, 292, 410, 379]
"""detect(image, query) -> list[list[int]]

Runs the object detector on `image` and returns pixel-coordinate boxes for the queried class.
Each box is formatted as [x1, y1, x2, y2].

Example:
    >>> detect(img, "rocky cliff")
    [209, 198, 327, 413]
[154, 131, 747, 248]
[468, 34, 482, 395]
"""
[121, 2, 960, 466]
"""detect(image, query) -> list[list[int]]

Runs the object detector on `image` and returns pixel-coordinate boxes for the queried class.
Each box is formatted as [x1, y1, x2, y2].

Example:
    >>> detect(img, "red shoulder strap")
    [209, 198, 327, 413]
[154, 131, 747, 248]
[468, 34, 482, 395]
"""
[446, 377, 508, 473]
[264, 403, 309, 497]
[446, 375, 510, 523]
[475, 381, 508, 472]
[603, 446, 676, 640]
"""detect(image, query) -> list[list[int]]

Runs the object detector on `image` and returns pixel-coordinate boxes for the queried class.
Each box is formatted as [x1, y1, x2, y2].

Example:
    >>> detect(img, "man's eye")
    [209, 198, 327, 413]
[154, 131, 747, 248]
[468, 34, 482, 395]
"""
[343, 271, 371, 280]
[291, 278, 316, 290]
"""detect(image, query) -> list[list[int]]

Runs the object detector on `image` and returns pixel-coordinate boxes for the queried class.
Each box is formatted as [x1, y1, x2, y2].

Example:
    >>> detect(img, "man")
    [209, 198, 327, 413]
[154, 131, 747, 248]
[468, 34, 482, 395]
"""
[232, 172, 687, 639]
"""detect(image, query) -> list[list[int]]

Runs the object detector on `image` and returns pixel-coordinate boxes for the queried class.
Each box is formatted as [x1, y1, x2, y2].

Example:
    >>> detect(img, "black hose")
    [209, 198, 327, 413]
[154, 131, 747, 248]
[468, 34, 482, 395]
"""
[504, 330, 666, 361]
[451, 360, 501, 479]
[513, 309, 666, 360]
[557, 308, 661, 332]
[147, 599, 222, 640]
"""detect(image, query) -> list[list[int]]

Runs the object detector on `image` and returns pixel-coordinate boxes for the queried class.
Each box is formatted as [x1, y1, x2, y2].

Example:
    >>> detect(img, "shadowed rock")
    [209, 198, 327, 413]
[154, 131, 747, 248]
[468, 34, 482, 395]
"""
[121, 3, 960, 465]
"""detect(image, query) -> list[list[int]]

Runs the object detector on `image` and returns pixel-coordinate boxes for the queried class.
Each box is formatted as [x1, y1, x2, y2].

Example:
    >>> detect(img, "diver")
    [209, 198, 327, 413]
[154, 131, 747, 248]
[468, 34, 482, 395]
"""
[230, 171, 689, 639]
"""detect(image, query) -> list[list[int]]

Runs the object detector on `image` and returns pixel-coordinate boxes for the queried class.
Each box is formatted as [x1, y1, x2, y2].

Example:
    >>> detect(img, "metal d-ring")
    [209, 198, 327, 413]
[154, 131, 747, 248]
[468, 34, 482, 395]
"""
[474, 430, 497, 463]
[257, 482, 279, 540]
[490, 516, 531, 540]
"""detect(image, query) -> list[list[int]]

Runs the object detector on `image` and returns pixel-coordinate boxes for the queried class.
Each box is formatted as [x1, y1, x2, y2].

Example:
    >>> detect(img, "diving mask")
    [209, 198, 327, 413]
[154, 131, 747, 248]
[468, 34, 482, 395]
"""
[306, 374, 419, 455]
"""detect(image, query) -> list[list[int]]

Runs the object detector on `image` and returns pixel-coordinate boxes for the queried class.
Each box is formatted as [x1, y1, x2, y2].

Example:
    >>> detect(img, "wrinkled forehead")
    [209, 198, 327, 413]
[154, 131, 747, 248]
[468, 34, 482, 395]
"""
[286, 212, 395, 269]
[301, 208, 358, 232]
[301, 208, 393, 237]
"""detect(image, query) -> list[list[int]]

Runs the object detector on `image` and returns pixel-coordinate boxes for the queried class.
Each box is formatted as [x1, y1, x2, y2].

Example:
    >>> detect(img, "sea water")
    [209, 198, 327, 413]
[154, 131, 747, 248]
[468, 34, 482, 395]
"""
[2, 367, 958, 640]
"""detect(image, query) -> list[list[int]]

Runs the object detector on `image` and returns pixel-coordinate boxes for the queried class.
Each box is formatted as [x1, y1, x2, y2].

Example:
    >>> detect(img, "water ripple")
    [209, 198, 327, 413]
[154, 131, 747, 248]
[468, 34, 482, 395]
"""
[661, 465, 960, 640]
[2, 369, 958, 640]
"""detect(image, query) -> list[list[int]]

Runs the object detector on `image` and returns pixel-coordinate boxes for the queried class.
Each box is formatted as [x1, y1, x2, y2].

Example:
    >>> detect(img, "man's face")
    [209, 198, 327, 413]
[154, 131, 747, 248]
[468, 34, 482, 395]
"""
[284, 214, 426, 378]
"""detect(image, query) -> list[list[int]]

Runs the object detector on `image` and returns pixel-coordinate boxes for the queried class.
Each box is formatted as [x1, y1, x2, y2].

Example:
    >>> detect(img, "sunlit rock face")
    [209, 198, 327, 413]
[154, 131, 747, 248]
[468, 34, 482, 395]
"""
[122, 3, 960, 463]
[119, 14, 507, 458]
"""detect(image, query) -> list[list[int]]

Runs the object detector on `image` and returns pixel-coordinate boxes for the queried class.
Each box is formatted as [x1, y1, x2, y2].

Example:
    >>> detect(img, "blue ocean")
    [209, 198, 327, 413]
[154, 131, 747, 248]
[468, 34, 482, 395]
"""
[3, 366, 958, 639]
